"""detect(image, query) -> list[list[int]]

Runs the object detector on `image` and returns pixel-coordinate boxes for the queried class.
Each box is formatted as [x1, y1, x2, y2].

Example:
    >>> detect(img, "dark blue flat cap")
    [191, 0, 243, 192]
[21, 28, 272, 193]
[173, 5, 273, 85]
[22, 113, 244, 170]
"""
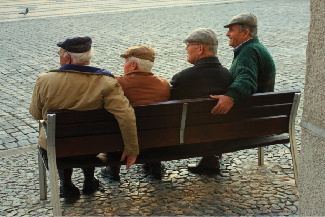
[57, 36, 92, 53]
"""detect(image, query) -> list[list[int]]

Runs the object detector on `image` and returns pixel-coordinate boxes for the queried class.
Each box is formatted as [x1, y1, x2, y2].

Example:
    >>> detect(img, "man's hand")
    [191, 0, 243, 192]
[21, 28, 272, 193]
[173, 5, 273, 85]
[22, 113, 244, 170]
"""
[210, 95, 234, 115]
[120, 152, 137, 169]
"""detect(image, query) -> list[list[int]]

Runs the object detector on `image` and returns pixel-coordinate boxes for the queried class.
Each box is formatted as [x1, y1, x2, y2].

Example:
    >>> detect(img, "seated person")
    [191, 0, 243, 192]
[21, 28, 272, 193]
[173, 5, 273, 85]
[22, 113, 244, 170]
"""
[170, 28, 233, 174]
[102, 45, 170, 180]
[30, 36, 139, 198]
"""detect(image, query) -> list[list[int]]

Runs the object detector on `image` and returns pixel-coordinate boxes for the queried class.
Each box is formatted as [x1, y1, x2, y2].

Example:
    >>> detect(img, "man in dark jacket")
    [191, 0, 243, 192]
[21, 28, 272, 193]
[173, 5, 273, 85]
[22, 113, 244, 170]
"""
[170, 28, 233, 173]
[170, 28, 233, 100]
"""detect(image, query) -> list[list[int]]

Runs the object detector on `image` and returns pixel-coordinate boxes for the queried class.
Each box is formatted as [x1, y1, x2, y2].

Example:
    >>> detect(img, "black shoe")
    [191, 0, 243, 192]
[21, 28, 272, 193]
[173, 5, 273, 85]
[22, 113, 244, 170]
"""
[188, 156, 220, 174]
[59, 183, 80, 198]
[101, 166, 120, 181]
[141, 163, 150, 171]
[82, 177, 102, 194]
[149, 162, 163, 180]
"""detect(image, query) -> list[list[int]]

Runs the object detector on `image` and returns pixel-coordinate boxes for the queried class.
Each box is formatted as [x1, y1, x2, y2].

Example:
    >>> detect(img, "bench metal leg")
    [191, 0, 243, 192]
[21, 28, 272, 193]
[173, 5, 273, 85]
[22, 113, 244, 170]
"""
[289, 93, 301, 187]
[38, 151, 47, 200]
[47, 114, 62, 216]
[258, 147, 264, 166]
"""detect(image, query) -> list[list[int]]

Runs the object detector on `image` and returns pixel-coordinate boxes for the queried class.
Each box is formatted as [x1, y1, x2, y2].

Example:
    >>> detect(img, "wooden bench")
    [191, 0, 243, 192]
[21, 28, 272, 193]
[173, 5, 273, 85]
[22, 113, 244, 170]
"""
[37, 89, 301, 216]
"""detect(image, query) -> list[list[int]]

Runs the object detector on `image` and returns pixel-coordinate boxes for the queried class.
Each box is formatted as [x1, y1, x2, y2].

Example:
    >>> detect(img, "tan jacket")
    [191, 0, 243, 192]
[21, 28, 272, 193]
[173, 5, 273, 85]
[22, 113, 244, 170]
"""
[30, 69, 139, 156]
[117, 70, 170, 104]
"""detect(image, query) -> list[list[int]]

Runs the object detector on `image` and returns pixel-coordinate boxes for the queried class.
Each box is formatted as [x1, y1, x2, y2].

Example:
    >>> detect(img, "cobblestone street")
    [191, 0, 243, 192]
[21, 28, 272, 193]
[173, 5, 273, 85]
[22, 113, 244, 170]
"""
[0, 0, 309, 215]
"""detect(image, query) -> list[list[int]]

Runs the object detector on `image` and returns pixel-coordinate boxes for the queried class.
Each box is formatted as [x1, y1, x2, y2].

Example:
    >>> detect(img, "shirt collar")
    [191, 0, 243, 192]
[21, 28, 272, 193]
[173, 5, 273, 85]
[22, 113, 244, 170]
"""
[195, 56, 221, 66]
[58, 64, 114, 77]
[124, 70, 154, 76]
[233, 38, 253, 52]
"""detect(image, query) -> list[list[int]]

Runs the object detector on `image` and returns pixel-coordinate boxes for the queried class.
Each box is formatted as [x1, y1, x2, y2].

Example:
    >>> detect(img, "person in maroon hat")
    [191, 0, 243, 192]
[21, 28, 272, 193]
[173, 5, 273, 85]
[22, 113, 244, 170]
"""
[30, 36, 139, 198]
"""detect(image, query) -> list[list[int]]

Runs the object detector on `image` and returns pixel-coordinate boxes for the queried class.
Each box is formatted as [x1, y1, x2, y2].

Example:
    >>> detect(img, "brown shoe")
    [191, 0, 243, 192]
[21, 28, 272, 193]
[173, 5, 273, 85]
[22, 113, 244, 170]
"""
[188, 155, 220, 174]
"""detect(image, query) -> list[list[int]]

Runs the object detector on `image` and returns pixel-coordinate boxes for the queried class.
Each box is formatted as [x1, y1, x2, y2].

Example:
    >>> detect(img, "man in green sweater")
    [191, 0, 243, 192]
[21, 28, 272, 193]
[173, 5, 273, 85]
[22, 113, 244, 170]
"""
[189, 13, 276, 173]
[211, 12, 276, 114]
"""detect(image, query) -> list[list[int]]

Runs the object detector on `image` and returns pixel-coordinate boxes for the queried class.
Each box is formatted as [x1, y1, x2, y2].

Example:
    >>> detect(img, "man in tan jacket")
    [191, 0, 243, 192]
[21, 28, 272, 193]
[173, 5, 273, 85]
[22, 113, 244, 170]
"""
[30, 36, 139, 198]
[102, 45, 170, 180]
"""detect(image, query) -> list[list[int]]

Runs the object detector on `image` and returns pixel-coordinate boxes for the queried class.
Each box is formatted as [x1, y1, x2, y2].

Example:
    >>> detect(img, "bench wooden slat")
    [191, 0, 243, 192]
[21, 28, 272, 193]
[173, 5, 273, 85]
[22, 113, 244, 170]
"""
[137, 135, 290, 163]
[54, 115, 182, 138]
[55, 128, 182, 158]
[56, 134, 290, 169]
[185, 103, 292, 127]
[48, 109, 116, 124]
[184, 116, 289, 144]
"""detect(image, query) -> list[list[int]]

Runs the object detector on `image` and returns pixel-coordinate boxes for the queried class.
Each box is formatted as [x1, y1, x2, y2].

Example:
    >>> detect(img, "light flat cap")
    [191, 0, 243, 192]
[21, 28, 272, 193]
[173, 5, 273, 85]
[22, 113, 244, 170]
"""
[57, 36, 92, 53]
[224, 12, 257, 28]
[183, 28, 218, 45]
[120, 45, 155, 62]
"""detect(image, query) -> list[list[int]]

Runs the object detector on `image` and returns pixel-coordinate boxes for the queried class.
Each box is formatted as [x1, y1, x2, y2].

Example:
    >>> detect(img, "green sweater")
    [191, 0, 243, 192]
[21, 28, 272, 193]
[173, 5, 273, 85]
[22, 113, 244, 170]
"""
[226, 38, 276, 103]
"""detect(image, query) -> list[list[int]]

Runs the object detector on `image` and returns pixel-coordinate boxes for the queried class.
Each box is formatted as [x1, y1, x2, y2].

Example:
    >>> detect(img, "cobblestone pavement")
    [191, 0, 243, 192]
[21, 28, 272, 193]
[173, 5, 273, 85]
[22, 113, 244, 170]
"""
[0, 0, 309, 215]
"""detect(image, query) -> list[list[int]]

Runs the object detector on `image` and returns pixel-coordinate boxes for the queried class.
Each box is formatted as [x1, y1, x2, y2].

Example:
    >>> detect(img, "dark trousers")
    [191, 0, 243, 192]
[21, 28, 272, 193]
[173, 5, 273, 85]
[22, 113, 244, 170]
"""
[39, 147, 97, 185]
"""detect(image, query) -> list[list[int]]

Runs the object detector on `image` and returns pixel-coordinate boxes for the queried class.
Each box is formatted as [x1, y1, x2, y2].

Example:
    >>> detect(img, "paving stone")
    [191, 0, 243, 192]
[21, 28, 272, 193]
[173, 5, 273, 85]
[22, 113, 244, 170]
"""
[0, 0, 308, 216]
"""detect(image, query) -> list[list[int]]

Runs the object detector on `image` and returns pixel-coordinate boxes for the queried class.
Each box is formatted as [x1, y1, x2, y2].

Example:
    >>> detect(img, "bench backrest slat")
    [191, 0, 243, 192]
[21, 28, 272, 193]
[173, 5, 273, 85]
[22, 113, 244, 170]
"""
[184, 116, 289, 144]
[55, 128, 181, 157]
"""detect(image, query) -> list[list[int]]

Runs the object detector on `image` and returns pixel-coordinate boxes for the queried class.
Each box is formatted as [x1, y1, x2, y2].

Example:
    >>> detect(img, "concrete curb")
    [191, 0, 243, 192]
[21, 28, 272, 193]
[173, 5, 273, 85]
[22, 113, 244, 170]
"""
[0, 144, 37, 158]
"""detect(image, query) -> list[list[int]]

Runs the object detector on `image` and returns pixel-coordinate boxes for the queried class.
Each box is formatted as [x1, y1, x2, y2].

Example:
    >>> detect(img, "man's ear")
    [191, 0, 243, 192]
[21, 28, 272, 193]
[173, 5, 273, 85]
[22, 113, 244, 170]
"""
[244, 29, 250, 38]
[198, 44, 204, 55]
[131, 61, 137, 70]
[66, 54, 71, 65]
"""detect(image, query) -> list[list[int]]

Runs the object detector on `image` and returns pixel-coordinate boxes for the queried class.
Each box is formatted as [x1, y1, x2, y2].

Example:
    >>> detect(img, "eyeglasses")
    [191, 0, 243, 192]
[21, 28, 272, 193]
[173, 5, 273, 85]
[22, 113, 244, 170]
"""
[185, 43, 201, 48]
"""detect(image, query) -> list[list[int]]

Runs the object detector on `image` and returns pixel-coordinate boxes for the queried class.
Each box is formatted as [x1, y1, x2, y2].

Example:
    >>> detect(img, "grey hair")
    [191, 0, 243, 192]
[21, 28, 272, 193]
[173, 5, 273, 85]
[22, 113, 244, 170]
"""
[238, 24, 258, 38]
[63, 48, 94, 64]
[128, 56, 154, 71]
[206, 44, 218, 54]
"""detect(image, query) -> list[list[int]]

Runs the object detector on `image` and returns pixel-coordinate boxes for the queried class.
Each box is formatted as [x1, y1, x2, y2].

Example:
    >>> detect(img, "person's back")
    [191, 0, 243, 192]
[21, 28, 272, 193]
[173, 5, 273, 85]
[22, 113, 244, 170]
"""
[102, 45, 170, 180]
[30, 36, 139, 199]
[230, 39, 275, 94]
[170, 56, 233, 100]
[117, 70, 170, 104]
[33, 67, 121, 115]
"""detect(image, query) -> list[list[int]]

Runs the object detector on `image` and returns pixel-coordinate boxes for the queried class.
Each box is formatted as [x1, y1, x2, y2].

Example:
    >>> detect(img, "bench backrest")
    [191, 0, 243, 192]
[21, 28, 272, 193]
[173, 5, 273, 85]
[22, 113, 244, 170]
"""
[47, 90, 300, 158]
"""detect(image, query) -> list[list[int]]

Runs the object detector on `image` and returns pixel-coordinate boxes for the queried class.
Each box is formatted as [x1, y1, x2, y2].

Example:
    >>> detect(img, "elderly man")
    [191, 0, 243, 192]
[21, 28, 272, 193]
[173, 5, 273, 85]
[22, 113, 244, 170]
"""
[170, 28, 233, 100]
[102, 45, 170, 180]
[211, 13, 276, 114]
[170, 28, 233, 173]
[30, 36, 139, 198]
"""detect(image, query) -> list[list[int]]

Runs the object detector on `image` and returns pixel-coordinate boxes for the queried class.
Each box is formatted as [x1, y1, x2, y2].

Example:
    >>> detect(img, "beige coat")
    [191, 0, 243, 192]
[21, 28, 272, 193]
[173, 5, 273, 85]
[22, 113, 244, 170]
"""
[30, 69, 139, 156]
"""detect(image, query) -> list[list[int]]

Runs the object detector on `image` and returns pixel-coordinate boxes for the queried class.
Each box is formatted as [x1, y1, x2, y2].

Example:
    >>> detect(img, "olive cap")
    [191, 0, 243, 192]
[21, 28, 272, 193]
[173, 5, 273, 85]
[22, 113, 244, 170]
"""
[224, 12, 257, 28]
[183, 28, 218, 45]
